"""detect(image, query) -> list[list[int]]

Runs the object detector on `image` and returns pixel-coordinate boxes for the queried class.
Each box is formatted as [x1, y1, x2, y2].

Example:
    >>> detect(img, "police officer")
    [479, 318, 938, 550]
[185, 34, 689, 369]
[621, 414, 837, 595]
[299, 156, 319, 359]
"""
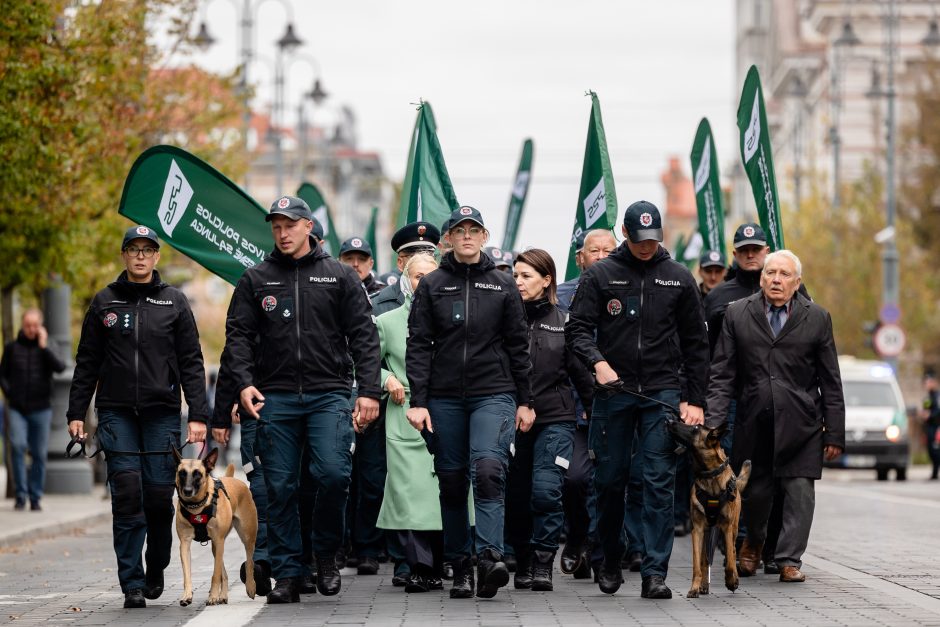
[67, 226, 209, 609]
[566, 200, 709, 599]
[372, 222, 440, 317]
[484, 246, 512, 274]
[217, 196, 381, 603]
[406, 206, 532, 599]
[339, 236, 386, 297]
[697, 249, 727, 297]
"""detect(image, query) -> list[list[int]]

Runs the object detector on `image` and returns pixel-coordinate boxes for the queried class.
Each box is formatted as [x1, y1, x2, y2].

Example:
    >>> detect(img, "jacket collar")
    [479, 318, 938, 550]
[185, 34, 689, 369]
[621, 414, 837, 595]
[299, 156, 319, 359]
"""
[440, 250, 496, 274]
[746, 291, 809, 342]
[524, 297, 552, 321]
[110, 269, 167, 295]
[608, 242, 670, 269]
[267, 236, 328, 267]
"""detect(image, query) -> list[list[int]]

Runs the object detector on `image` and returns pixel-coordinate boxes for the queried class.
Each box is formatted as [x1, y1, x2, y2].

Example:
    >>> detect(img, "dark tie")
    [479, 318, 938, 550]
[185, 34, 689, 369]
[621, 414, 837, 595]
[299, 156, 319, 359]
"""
[770, 306, 785, 337]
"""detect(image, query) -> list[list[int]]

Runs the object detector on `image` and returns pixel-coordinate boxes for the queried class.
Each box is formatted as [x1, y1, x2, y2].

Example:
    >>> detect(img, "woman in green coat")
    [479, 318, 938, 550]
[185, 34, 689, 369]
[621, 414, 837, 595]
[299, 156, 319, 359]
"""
[376, 253, 444, 592]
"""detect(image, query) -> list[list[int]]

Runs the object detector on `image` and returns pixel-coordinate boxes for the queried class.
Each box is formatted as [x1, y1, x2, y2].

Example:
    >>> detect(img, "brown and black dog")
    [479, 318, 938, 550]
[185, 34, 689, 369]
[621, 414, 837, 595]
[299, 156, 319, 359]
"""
[173, 447, 258, 606]
[667, 421, 751, 598]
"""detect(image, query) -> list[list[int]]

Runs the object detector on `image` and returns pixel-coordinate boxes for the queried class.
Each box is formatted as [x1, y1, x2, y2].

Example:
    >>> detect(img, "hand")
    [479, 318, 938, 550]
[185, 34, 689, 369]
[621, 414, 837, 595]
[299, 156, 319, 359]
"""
[212, 428, 231, 447]
[353, 396, 380, 433]
[515, 406, 536, 432]
[406, 407, 433, 433]
[682, 404, 704, 425]
[824, 445, 842, 461]
[239, 386, 265, 419]
[38, 326, 48, 349]
[68, 420, 85, 440]
[385, 375, 406, 406]
[594, 361, 619, 385]
[230, 403, 241, 425]
[187, 421, 207, 443]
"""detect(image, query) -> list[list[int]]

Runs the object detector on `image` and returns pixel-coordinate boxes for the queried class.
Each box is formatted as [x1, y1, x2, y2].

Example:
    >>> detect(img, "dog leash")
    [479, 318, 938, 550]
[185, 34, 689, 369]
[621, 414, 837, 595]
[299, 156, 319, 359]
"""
[66, 432, 205, 460]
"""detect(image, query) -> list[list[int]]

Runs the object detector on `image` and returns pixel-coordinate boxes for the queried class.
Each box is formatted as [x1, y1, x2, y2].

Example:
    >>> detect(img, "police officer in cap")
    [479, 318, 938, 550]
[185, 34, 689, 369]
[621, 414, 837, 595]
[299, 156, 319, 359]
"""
[216, 196, 381, 603]
[484, 246, 512, 274]
[68, 226, 209, 609]
[339, 237, 386, 297]
[566, 201, 709, 599]
[372, 222, 440, 317]
[697, 249, 727, 297]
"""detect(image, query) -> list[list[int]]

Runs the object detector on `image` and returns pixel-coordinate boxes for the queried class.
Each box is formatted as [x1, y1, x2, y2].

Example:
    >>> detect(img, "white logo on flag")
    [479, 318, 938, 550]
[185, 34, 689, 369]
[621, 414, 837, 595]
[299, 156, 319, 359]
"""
[158, 159, 194, 237]
[583, 178, 606, 229]
[694, 136, 711, 193]
[512, 171, 530, 199]
[743, 89, 761, 164]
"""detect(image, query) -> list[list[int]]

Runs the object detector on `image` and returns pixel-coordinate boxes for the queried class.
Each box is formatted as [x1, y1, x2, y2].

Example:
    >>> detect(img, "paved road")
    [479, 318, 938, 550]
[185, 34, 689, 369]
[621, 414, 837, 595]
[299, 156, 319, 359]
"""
[3, 468, 940, 626]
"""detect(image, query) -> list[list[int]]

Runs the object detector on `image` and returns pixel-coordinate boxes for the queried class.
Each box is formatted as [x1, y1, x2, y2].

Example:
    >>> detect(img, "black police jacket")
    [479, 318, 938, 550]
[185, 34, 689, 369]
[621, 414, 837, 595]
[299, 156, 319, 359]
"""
[703, 265, 761, 354]
[566, 244, 709, 407]
[0, 331, 66, 414]
[67, 270, 209, 423]
[407, 251, 531, 409]
[222, 238, 381, 400]
[524, 298, 595, 424]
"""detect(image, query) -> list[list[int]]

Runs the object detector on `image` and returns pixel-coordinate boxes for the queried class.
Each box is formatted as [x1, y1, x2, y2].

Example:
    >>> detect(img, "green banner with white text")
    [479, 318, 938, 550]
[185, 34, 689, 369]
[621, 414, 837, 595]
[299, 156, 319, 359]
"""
[690, 118, 726, 257]
[296, 182, 342, 256]
[501, 138, 533, 251]
[397, 101, 459, 231]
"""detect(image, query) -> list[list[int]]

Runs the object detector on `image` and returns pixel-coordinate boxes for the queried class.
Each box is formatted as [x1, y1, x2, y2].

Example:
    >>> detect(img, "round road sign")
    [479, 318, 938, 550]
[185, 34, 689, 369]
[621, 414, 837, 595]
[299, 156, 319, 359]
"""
[873, 323, 906, 358]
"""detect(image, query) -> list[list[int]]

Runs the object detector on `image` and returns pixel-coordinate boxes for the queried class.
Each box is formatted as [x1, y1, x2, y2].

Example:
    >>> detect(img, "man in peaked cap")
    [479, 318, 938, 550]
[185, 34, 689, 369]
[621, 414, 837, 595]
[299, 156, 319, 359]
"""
[339, 237, 385, 298]
[372, 222, 441, 317]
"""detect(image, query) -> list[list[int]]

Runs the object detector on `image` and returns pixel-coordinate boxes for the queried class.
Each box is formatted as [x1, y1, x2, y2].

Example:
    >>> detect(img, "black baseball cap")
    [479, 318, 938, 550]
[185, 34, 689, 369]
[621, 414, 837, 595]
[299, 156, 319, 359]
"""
[392, 221, 441, 252]
[266, 195, 313, 222]
[699, 249, 726, 269]
[378, 271, 401, 286]
[311, 217, 325, 241]
[484, 246, 511, 268]
[623, 200, 663, 242]
[449, 206, 485, 229]
[733, 223, 767, 249]
[339, 236, 372, 258]
[122, 225, 160, 250]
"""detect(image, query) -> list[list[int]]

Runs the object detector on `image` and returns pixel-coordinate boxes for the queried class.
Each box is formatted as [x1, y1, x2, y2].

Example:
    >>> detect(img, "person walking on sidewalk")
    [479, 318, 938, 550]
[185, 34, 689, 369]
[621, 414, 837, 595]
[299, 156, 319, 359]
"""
[919, 372, 940, 479]
[406, 206, 532, 600]
[1, 308, 66, 511]
[66, 226, 209, 609]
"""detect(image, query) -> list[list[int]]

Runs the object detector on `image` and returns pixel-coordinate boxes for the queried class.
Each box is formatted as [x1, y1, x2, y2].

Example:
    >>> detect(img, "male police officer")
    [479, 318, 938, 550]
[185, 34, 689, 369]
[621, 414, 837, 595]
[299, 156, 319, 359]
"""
[67, 226, 209, 609]
[339, 237, 386, 297]
[371, 222, 440, 317]
[566, 201, 709, 599]
[698, 250, 727, 297]
[217, 196, 381, 603]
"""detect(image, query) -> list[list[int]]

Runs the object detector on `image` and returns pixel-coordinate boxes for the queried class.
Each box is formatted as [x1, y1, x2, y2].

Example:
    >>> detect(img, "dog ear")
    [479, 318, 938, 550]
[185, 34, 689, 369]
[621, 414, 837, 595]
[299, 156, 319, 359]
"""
[707, 422, 727, 443]
[204, 447, 219, 473]
[173, 446, 183, 465]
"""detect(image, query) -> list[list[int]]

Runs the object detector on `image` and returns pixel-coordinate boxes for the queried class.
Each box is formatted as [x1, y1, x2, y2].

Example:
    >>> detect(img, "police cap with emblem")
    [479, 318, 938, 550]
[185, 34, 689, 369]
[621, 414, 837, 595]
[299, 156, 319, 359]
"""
[699, 249, 726, 269]
[484, 246, 510, 268]
[378, 271, 400, 286]
[733, 222, 767, 249]
[266, 195, 313, 222]
[623, 200, 663, 242]
[391, 221, 441, 253]
[339, 236, 373, 258]
[311, 217, 325, 241]
[449, 205, 485, 229]
[122, 225, 160, 250]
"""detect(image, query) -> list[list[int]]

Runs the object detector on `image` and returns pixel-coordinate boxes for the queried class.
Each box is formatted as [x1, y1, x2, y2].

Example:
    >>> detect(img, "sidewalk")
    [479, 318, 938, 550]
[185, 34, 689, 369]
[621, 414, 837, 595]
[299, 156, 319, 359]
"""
[0, 467, 112, 549]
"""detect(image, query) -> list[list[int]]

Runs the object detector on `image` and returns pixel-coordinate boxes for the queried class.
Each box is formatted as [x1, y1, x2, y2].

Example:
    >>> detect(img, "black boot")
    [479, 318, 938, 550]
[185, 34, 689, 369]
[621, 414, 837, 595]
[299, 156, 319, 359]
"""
[123, 588, 146, 608]
[597, 559, 623, 595]
[641, 574, 672, 599]
[357, 557, 379, 575]
[405, 564, 432, 593]
[143, 567, 164, 600]
[513, 552, 534, 589]
[316, 555, 342, 596]
[267, 578, 299, 604]
[476, 548, 510, 599]
[531, 550, 555, 591]
[449, 557, 475, 599]
[241, 560, 274, 597]
[560, 541, 581, 574]
[572, 541, 593, 579]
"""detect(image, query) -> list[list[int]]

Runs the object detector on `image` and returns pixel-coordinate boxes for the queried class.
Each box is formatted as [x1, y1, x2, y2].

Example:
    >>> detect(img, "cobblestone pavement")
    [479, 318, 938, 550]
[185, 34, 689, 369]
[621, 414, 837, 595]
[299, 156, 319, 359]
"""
[3, 468, 940, 626]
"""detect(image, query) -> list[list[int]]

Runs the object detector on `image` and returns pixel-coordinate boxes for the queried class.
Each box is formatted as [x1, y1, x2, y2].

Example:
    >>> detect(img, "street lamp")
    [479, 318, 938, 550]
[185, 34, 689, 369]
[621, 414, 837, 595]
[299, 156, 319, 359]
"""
[273, 24, 304, 194]
[296, 73, 329, 183]
[830, 19, 860, 211]
[786, 73, 809, 210]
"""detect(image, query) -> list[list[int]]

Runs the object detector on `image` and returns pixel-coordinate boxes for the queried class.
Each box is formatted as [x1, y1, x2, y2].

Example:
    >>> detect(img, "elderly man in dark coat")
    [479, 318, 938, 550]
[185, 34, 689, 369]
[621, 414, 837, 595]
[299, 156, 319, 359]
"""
[705, 249, 845, 584]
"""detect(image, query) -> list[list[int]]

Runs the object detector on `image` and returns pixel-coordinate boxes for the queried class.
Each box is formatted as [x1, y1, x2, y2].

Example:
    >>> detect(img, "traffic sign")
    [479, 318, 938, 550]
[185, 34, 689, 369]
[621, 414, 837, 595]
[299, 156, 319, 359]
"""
[880, 303, 901, 325]
[873, 323, 906, 358]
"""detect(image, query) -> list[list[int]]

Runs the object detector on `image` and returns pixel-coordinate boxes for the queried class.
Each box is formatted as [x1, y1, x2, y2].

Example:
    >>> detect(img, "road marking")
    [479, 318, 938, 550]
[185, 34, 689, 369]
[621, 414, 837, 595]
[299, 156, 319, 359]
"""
[816, 483, 940, 510]
[804, 552, 940, 615]
[182, 588, 265, 626]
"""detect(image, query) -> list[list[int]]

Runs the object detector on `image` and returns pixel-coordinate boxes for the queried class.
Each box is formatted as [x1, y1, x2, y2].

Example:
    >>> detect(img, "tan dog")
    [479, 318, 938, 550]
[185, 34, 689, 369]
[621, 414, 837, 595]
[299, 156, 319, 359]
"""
[667, 421, 751, 598]
[174, 447, 258, 606]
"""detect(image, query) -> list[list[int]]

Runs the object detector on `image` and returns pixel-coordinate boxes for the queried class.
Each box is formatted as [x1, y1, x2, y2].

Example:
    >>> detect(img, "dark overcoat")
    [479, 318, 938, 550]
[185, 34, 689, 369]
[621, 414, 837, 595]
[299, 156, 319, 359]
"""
[705, 291, 845, 479]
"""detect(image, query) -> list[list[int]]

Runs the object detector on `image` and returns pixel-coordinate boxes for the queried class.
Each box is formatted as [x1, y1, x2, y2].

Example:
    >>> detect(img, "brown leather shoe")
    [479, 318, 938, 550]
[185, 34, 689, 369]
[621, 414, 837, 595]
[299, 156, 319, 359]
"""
[737, 539, 763, 577]
[779, 566, 805, 582]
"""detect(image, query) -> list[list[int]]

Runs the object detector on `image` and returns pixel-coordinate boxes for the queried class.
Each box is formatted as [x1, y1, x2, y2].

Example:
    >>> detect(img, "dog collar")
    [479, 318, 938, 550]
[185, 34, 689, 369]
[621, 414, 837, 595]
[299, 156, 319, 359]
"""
[695, 459, 729, 479]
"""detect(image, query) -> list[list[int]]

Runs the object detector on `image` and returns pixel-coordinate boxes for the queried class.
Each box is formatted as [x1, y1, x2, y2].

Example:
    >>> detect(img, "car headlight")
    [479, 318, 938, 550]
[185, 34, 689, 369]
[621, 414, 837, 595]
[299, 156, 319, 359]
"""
[885, 424, 902, 442]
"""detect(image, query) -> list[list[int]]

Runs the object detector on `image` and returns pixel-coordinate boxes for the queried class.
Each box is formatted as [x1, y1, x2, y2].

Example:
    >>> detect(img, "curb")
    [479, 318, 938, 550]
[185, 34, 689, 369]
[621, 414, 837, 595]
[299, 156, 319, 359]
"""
[0, 510, 112, 550]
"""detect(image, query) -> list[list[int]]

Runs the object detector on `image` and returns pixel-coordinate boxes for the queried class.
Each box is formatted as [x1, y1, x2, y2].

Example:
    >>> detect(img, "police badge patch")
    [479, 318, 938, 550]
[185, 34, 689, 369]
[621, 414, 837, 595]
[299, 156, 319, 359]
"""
[261, 295, 278, 312]
[743, 225, 755, 238]
[607, 299, 623, 316]
[103, 312, 118, 328]
[640, 213, 653, 227]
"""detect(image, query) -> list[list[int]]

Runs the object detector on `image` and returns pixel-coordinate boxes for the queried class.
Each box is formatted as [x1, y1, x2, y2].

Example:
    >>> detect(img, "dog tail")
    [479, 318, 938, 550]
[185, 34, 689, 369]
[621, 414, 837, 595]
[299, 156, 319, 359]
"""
[225, 463, 235, 477]
[736, 460, 752, 493]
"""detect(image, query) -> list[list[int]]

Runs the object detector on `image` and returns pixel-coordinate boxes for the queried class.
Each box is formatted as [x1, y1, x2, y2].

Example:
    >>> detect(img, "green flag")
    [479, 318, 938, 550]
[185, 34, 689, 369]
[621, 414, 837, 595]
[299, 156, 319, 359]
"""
[397, 101, 459, 230]
[296, 182, 341, 256]
[566, 92, 618, 280]
[118, 145, 271, 286]
[737, 65, 784, 251]
[365, 206, 379, 261]
[501, 138, 534, 250]
[690, 118, 726, 257]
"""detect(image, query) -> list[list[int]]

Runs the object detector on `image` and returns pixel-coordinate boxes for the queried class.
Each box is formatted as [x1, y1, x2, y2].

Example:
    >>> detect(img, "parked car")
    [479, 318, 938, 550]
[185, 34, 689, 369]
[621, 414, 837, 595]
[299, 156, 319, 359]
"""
[825, 356, 909, 480]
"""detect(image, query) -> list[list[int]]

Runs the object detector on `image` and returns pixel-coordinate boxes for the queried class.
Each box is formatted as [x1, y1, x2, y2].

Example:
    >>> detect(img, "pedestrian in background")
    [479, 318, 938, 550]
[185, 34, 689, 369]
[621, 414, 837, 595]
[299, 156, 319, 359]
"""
[66, 226, 209, 609]
[919, 371, 940, 479]
[0, 308, 66, 511]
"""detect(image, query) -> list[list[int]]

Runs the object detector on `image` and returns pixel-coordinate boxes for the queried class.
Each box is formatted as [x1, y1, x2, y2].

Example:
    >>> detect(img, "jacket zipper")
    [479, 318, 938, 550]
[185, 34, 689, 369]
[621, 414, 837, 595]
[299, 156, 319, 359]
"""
[461, 267, 470, 397]
[295, 266, 303, 395]
[636, 273, 644, 393]
[134, 299, 141, 414]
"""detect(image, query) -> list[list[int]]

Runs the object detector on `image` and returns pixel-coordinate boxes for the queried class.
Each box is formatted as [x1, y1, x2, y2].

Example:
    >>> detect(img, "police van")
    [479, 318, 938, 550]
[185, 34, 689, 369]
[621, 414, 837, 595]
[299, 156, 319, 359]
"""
[826, 356, 909, 481]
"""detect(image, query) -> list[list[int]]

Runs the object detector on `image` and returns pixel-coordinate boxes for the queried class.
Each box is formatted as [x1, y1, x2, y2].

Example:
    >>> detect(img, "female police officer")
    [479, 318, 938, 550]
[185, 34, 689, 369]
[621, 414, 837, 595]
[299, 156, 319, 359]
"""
[406, 206, 532, 600]
[67, 226, 209, 609]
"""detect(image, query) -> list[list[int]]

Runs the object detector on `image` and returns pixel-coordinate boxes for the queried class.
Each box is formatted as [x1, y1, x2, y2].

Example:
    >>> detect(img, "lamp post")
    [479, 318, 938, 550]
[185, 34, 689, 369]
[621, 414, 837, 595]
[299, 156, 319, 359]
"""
[787, 73, 809, 210]
[273, 24, 304, 194]
[831, 20, 861, 212]
[296, 74, 329, 184]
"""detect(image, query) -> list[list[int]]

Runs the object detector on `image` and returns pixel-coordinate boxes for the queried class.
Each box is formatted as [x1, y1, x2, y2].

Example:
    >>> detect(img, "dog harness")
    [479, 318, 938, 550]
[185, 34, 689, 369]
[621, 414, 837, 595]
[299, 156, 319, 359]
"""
[694, 459, 738, 528]
[184, 479, 229, 544]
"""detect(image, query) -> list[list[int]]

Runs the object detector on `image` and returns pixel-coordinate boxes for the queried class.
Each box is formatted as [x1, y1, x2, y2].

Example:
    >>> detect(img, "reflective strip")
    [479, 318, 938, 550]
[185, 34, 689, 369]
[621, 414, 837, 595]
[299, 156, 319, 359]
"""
[351, 442, 357, 454]
[243, 461, 254, 474]
[510, 442, 516, 458]
[555, 456, 570, 470]
[588, 449, 596, 460]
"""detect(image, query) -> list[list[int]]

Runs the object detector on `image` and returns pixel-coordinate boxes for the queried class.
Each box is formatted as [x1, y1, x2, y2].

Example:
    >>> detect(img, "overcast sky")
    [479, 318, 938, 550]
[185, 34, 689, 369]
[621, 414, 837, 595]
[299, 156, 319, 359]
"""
[178, 0, 737, 267]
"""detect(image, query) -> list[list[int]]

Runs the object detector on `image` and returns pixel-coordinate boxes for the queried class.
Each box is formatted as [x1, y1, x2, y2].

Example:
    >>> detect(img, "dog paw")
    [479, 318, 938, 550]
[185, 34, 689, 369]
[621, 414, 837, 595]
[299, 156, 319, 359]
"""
[246, 583, 256, 599]
[207, 596, 222, 606]
[725, 576, 739, 592]
[180, 597, 192, 607]
[686, 588, 699, 598]
[700, 584, 710, 595]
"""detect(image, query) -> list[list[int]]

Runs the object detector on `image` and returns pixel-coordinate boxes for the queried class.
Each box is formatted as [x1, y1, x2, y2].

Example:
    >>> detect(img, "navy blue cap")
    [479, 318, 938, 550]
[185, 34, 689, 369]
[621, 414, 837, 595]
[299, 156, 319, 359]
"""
[699, 249, 726, 268]
[733, 223, 767, 249]
[266, 195, 313, 222]
[449, 205, 485, 229]
[378, 271, 401, 286]
[391, 221, 441, 252]
[623, 200, 663, 242]
[339, 236, 372, 257]
[311, 218, 325, 241]
[484, 246, 511, 268]
[122, 225, 160, 250]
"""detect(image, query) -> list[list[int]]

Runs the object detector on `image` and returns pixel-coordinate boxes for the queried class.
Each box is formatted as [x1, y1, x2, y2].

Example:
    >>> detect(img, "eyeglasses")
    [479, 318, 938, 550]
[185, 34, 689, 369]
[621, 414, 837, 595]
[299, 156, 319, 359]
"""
[451, 226, 483, 238]
[124, 246, 158, 258]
